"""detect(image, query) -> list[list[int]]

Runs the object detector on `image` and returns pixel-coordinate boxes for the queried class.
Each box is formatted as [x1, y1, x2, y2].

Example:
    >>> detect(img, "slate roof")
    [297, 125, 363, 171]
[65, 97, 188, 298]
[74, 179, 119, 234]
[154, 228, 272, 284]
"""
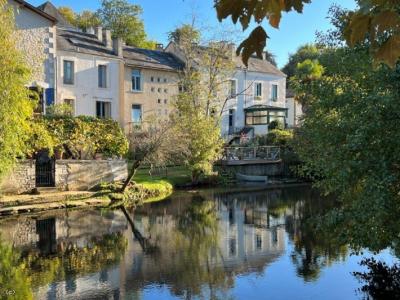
[37, 1, 72, 28]
[234, 55, 286, 77]
[13, 0, 56, 22]
[123, 47, 184, 71]
[57, 28, 117, 58]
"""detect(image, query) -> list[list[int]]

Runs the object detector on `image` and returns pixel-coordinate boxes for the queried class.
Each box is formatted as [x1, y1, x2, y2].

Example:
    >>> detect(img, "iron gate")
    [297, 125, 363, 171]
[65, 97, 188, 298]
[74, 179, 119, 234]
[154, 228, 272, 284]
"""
[35, 152, 55, 187]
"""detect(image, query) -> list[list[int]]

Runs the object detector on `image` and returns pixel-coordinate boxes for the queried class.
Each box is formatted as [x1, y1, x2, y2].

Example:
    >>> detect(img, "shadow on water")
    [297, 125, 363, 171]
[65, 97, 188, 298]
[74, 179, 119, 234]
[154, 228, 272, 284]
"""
[0, 186, 398, 299]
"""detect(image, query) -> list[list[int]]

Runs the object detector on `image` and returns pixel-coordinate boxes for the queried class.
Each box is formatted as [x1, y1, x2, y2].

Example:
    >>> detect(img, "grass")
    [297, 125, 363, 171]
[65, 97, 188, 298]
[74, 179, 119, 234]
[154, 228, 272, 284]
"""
[133, 166, 192, 187]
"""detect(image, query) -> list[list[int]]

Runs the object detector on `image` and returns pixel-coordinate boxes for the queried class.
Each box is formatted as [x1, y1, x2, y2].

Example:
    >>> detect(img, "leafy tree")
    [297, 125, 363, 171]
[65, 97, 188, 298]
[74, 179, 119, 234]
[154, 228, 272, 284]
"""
[0, 0, 35, 180]
[291, 6, 400, 254]
[58, 6, 76, 25]
[97, 0, 156, 48]
[295, 59, 324, 80]
[168, 24, 201, 44]
[215, 0, 400, 67]
[282, 44, 321, 78]
[75, 10, 101, 30]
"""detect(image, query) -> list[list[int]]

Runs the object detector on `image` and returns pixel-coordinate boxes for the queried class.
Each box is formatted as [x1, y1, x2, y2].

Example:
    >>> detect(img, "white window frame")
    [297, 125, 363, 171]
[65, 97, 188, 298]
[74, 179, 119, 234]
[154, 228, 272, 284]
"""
[229, 79, 238, 98]
[98, 64, 108, 89]
[96, 101, 112, 119]
[131, 69, 142, 92]
[63, 59, 75, 85]
[255, 82, 262, 99]
[271, 83, 278, 102]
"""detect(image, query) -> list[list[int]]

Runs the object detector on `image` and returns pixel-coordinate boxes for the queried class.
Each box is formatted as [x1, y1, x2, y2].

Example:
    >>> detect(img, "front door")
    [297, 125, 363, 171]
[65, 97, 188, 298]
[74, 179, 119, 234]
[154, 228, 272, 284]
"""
[35, 151, 55, 187]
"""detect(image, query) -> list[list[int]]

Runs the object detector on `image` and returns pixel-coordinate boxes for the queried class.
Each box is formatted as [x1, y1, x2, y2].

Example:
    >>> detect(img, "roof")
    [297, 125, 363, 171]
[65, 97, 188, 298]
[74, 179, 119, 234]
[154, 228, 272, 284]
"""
[12, 0, 56, 22]
[123, 47, 184, 71]
[244, 105, 287, 112]
[37, 1, 72, 28]
[234, 55, 286, 77]
[57, 28, 117, 58]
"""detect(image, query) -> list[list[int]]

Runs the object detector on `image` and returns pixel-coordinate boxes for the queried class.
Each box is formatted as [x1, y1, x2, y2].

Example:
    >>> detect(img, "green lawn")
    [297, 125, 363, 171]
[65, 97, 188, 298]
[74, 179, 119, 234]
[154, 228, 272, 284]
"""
[133, 165, 192, 187]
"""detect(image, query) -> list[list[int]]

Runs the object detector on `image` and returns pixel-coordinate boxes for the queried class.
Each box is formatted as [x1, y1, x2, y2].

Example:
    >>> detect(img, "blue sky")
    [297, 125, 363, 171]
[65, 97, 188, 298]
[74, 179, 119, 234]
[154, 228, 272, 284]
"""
[31, 0, 357, 68]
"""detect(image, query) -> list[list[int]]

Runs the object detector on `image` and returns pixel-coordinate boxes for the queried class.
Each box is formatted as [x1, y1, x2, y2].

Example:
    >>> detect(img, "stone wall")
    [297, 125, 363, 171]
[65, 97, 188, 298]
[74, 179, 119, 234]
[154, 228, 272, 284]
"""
[0, 160, 128, 195]
[56, 160, 128, 191]
[0, 160, 36, 195]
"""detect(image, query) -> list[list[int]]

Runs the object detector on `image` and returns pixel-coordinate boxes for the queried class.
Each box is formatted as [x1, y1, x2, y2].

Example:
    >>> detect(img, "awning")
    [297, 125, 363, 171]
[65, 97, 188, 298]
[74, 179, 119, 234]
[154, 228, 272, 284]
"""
[244, 105, 288, 112]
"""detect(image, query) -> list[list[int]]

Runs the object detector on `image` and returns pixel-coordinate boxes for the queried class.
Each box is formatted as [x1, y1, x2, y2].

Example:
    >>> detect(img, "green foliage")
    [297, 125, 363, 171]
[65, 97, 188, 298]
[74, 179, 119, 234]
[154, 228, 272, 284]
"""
[256, 129, 293, 147]
[46, 103, 73, 117]
[28, 116, 128, 159]
[97, 0, 155, 48]
[268, 119, 284, 130]
[168, 24, 200, 44]
[292, 8, 400, 253]
[0, 0, 34, 180]
[58, 7, 101, 29]
[282, 44, 321, 78]
[295, 59, 325, 80]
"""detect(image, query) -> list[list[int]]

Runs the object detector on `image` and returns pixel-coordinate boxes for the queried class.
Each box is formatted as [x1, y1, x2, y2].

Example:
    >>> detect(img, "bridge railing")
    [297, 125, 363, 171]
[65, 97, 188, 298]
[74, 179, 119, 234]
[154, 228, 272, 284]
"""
[221, 146, 281, 161]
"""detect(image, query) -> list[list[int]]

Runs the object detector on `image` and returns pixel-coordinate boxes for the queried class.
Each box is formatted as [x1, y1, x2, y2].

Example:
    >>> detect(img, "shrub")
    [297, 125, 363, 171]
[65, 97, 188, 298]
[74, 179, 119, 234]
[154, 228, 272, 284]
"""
[256, 129, 293, 146]
[268, 120, 284, 130]
[28, 116, 128, 159]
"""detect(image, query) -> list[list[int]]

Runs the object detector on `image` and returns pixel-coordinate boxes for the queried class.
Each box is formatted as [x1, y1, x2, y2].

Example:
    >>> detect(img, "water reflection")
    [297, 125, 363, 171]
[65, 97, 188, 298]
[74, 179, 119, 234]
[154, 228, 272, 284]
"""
[0, 186, 394, 299]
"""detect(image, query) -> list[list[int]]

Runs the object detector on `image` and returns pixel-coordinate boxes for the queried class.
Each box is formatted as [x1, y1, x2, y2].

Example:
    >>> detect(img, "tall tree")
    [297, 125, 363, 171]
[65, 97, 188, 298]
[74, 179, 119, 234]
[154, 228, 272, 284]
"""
[282, 44, 321, 79]
[97, 0, 155, 48]
[0, 0, 34, 180]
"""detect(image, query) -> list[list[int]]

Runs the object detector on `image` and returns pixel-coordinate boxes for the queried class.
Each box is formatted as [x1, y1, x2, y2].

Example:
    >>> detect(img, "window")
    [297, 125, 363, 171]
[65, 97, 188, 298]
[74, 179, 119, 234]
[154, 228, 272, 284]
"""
[158, 99, 161, 104]
[229, 109, 235, 127]
[157, 77, 161, 82]
[245, 110, 268, 125]
[151, 87, 155, 92]
[63, 60, 74, 85]
[256, 234, 262, 250]
[98, 65, 107, 88]
[131, 69, 141, 91]
[96, 101, 111, 119]
[164, 99, 167, 104]
[131, 104, 142, 124]
[230, 79, 237, 97]
[164, 88, 168, 93]
[255, 82, 262, 98]
[158, 88, 161, 93]
[151, 76, 154, 82]
[164, 78, 167, 83]
[272, 84, 278, 101]
[64, 99, 74, 116]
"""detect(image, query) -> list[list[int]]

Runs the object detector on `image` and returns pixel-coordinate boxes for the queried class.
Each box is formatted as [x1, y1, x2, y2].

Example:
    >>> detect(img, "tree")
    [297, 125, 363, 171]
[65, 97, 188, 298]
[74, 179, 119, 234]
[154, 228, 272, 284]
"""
[291, 6, 400, 254]
[215, 0, 400, 67]
[75, 10, 101, 30]
[97, 0, 156, 48]
[282, 44, 321, 79]
[168, 24, 200, 44]
[0, 0, 35, 180]
[121, 119, 183, 192]
[58, 6, 76, 25]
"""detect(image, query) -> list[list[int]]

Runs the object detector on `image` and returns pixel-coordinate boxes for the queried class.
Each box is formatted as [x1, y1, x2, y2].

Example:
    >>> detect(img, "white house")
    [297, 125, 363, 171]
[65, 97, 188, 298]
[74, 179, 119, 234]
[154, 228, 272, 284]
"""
[9, 0, 57, 113]
[221, 54, 287, 141]
[286, 89, 303, 128]
[55, 26, 124, 121]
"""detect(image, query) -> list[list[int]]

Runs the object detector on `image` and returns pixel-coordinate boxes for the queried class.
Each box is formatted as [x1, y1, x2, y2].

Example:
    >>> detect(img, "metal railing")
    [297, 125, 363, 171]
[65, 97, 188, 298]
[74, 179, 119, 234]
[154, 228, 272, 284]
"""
[221, 146, 281, 161]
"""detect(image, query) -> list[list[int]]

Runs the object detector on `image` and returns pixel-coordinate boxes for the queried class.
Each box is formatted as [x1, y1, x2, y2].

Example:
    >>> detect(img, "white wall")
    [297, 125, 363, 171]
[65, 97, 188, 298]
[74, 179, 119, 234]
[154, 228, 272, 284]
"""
[286, 97, 303, 128]
[56, 51, 121, 121]
[221, 69, 287, 137]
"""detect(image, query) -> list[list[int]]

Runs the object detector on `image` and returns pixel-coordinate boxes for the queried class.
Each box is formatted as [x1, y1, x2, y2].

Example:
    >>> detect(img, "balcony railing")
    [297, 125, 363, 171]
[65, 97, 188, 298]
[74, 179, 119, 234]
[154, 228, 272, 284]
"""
[221, 146, 281, 161]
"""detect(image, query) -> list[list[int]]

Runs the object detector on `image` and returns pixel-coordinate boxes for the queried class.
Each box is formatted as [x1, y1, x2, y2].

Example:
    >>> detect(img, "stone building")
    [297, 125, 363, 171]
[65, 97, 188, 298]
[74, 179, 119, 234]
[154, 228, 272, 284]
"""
[9, 0, 57, 112]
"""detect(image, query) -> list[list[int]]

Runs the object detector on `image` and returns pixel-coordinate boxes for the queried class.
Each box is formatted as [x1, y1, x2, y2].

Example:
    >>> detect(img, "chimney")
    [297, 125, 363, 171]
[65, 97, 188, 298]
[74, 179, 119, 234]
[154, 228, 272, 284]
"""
[113, 38, 123, 57]
[86, 27, 95, 35]
[103, 29, 112, 49]
[95, 26, 103, 42]
[156, 43, 164, 50]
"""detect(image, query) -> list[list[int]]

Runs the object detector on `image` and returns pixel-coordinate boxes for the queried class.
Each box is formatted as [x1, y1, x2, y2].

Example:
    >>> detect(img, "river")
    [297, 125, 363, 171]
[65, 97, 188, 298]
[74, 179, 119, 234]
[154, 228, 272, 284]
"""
[0, 186, 396, 299]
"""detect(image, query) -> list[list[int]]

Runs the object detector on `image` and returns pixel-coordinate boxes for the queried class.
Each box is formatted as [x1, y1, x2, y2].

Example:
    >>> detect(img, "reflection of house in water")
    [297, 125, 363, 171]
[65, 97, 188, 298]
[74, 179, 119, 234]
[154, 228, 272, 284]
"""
[0, 188, 298, 299]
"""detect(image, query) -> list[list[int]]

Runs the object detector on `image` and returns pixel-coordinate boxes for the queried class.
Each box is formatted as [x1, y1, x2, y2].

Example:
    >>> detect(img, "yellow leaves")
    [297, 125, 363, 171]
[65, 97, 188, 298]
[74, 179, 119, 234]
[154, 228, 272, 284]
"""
[215, 0, 311, 65]
[375, 34, 400, 67]
[344, 12, 371, 47]
[372, 10, 400, 33]
[236, 26, 268, 66]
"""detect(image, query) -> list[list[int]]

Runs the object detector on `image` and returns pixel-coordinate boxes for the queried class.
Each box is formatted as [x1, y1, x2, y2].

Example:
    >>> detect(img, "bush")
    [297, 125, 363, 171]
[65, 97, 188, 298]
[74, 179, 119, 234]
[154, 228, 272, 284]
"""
[268, 120, 284, 130]
[28, 116, 128, 159]
[255, 129, 293, 146]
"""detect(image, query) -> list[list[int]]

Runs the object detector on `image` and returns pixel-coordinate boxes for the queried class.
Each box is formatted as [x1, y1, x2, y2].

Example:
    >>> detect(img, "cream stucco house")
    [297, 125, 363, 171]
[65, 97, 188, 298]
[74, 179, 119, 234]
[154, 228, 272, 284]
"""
[9, 0, 57, 113]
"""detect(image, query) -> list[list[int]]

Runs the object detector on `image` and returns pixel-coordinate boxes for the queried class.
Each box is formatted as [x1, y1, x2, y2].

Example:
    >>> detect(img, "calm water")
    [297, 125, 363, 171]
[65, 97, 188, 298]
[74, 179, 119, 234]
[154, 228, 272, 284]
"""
[0, 186, 397, 300]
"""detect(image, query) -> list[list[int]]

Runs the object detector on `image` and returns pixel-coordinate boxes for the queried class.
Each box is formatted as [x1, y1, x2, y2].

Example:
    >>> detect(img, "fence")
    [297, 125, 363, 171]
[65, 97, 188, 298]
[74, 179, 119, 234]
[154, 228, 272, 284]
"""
[221, 146, 281, 161]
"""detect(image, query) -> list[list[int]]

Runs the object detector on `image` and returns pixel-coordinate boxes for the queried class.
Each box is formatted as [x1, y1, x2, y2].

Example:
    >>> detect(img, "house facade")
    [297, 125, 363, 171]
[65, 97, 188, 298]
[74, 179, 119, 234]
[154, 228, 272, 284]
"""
[9, 0, 57, 112]
[222, 55, 287, 140]
[122, 47, 182, 133]
[286, 89, 303, 128]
